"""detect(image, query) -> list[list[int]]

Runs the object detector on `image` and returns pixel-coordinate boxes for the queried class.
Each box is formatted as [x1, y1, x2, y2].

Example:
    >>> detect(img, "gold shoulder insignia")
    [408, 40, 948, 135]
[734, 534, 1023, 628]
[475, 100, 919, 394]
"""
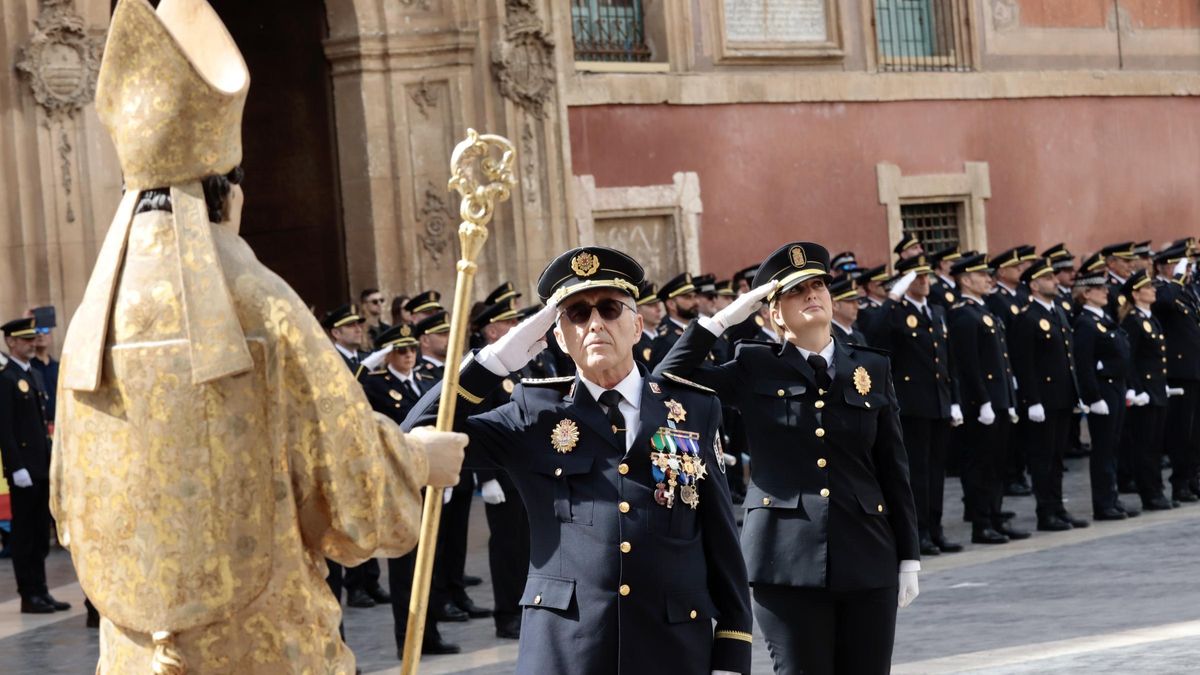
[520, 376, 575, 386]
[368, 369, 387, 376]
[661, 372, 715, 394]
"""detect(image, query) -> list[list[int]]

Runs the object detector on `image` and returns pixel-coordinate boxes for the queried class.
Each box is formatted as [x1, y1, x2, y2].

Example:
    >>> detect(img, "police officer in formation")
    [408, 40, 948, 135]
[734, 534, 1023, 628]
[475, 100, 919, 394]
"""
[1120, 270, 1174, 510]
[1151, 245, 1200, 504]
[406, 246, 753, 674]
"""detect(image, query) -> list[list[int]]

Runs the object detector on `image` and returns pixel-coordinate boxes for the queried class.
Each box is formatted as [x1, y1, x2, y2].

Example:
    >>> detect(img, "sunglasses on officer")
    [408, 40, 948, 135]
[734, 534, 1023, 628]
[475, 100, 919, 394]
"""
[559, 298, 635, 325]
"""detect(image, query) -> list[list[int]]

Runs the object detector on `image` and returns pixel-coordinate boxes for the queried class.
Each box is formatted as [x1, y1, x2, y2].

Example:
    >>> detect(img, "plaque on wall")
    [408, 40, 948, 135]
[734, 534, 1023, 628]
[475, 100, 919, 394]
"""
[716, 0, 843, 60]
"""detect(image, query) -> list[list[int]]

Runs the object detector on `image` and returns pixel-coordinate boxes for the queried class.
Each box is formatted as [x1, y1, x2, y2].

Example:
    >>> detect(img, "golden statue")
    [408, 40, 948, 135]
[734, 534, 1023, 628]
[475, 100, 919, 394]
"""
[50, 1, 465, 672]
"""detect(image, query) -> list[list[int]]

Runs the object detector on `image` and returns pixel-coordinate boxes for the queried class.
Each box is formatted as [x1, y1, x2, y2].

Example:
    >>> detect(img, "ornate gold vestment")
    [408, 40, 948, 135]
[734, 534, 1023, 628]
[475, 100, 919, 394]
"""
[51, 1, 429, 672]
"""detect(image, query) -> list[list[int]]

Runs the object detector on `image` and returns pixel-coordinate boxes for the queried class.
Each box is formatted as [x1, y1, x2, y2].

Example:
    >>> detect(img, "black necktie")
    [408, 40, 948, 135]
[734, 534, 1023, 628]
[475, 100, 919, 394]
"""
[923, 305, 932, 322]
[807, 354, 832, 391]
[402, 378, 420, 400]
[598, 390, 625, 448]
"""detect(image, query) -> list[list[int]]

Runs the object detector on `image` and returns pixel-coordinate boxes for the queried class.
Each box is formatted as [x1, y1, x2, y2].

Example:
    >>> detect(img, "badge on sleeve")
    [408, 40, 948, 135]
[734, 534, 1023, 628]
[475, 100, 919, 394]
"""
[551, 419, 580, 454]
[665, 399, 687, 424]
[714, 435, 727, 474]
[853, 366, 872, 396]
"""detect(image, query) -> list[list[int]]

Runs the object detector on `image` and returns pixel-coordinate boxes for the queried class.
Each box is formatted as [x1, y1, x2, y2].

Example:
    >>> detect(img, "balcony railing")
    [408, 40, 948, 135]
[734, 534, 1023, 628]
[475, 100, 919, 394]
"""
[571, 0, 652, 63]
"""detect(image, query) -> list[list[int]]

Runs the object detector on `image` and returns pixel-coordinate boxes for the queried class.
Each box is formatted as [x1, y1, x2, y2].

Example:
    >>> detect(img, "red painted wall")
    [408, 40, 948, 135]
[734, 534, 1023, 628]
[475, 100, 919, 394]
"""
[569, 97, 1200, 277]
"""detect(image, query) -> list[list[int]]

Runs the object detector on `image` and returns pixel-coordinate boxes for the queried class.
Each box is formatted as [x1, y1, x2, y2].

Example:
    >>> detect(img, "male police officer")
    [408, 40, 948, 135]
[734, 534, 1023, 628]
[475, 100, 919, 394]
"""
[1151, 245, 1200, 503]
[406, 246, 753, 675]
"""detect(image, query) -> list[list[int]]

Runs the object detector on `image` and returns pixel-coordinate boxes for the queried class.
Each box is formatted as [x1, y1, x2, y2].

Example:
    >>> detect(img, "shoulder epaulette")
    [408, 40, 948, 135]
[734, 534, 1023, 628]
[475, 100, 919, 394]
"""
[520, 376, 575, 387]
[846, 342, 893, 357]
[656, 323, 669, 335]
[368, 369, 388, 377]
[660, 371, 715, 394]
[951, 301, 966, 309]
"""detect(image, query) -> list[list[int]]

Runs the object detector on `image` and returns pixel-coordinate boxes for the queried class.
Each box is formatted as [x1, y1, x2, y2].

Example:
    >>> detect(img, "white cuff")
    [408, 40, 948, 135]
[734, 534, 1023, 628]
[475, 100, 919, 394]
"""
[698, 315, 724, 337]
[900, 560, 921, 573]
[474, 347, 508, 376]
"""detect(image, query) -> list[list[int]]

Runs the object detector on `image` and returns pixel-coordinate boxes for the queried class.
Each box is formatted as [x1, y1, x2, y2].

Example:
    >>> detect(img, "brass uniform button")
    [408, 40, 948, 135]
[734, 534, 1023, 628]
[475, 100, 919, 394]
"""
[620, 541, 631, 553]
[554, 467, 563, 477]
[877, 504, 884, 513]
[817, 458, 827, 468]
[820, 488, 830, 498]
[815, 400, 825, 409]
[619, 584, 631, 596]
[618, 463, 629, 475]
[689, 610, 698, 619]
[762, 497, 771, 506]
[534, 594, 542, 605]
[619, 501, 630, 513]
[865, 401, 871, 408]
[815, 428, 826, 438]
[777, 389, 786, 397]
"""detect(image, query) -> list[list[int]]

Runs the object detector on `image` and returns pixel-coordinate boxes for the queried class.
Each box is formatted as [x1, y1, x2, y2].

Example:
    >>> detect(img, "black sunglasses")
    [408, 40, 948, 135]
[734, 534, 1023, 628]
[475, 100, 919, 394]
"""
[560, 298, 634, 325]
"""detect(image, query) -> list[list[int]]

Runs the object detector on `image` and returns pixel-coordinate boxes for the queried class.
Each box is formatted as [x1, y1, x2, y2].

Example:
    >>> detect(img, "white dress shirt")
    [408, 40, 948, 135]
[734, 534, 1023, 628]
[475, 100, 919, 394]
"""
[579, 366, 643, 452]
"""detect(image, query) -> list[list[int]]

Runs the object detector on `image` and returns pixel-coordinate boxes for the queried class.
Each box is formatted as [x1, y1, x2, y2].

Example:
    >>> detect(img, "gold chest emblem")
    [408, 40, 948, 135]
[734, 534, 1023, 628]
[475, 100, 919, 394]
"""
[665, 399, 687, 424]
[502, 379, 515, 394]
[550, 418, 580, 454]
[17, 379, 29, 394]
[389, 389, 403, 401]
[1118, 295, 1127, 306]
[1062, 301, 1072, 312]
[853, 366, 872, 396]
[643, 347, 652, 361]
[1039, 318, 1051, 332]
[982, 315, 994, 328]
[906, 314, 919, 329]
[570, 251, 600, 277]
[1097, 323, 1108, 334]
[1010, 305, 1019, 315]
[945, 291, 955, 303]
[1143, 320, 1154, 335]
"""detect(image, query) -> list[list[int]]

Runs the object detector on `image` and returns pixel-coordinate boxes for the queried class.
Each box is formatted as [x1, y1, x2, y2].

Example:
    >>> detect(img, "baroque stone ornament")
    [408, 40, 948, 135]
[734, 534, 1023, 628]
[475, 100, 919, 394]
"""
[492, 0, 556, 118]
[990, 0, 1020, 32]
[410, 78, 440, 118]
[16, 0, 103, 120]
[418, 183, 452, 261]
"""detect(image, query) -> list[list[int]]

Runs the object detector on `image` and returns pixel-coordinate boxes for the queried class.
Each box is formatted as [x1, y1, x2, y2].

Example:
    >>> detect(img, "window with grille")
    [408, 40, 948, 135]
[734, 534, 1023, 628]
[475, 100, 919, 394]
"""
[901, 202, 961, 252]
[874, 0, 974, 72]
[571, 0, 652, 62]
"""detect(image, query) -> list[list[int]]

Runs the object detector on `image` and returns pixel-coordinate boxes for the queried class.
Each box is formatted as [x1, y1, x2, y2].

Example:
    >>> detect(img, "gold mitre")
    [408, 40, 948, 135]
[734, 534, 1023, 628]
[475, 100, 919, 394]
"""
[96, 0, 247, 189]
[62, 0, 252, 392]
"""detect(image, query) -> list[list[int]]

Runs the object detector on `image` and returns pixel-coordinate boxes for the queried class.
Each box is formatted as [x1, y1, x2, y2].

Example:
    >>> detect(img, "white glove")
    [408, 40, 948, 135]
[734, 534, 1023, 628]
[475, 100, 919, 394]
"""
[1027, 403, 1046, 423]
[978, 401, 996, 426]
[1168, 386, 1184, 397]
[712, 671, 740, 675]
[704, 281, 777, 334]
[443, 488, 453, 504]
[361, 347, 390, 372]
[1126, 389, 1137, 407]
[1134, 392, 1150, 407]
[1088, 399, 1110, 416]
[407, 425, 468, 488]
[888, 271, 918, 301]
[950, 403, 963, 427]
[1175, 257, 1189, 279]
[10, 469, 32, 488]
[1008, 407, 1019, 424]
[481, 479, 506, 505]
[480, 302, 558, 373]
[898, 570, 920, 608]
[723, 452, 737, 467]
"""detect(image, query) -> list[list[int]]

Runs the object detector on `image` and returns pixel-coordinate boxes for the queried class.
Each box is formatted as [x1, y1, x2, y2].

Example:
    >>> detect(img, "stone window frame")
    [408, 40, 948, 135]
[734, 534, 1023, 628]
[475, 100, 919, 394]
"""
[876, 161, 991, 255]
[569, 0, 687, 72]
[571, 172, 703, 275]
[710, 0, 846, 63]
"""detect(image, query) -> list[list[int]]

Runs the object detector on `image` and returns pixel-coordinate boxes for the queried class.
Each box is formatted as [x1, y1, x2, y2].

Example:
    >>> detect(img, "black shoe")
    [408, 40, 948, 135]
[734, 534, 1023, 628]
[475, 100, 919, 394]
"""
[495, 617, 522, 640]
[1094, 507, 1127, 521]
[1174, 489, 1199, 503]
[1004, 482, 1032, 497]
[1115, 500, 1141, 517]
[932, 534, 964, 553]
[1037, 515, 1072, 531]
[41, 593, 70, 611]
[972, 526, 1009, 544]
[422, 635, 461, 655]
[1058, 511, 1089, 528]
[432, 601, 469, 622]
[1143, 496, 1174, 511]
[995, 522, 1031, 540]
[366, 583, 392, 604]
[454, 596, 493, 619]
[463, 574, 483, 587]
[919, 534, 941, 556]
[20, 596, 55, 614]
[346, 587, 376, 608]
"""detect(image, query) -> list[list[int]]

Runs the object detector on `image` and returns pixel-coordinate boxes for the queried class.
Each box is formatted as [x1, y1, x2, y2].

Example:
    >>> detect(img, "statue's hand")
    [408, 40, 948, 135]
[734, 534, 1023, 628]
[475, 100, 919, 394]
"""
[408, 426, 468, 487]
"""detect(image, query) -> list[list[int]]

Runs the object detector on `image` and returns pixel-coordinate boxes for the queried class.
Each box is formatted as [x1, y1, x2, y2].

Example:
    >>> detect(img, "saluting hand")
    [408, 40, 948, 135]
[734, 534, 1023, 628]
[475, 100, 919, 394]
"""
[704, 280, 777, 334]
[887, 271, 917, 301]
[482, 301, 559, 373]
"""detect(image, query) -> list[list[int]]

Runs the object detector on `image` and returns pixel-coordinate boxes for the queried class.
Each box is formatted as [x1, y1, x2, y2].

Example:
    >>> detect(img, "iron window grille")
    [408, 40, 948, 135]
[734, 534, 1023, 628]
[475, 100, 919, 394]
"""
[901, 202, 962, 252]
[571, 0, 652, 62]
[874, 0, 974, 72]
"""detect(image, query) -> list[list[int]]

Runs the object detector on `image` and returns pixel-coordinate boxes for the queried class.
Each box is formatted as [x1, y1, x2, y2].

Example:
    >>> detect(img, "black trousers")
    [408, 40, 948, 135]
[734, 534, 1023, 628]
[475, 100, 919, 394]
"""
[753, 584, 897, 675]
[432, 478, 473, 608]
[901, 416, 951, 537]
[1165, 379, 1200, 493]
[1007, 414, 1029, 485]
[344, 558, 381, 592]
[1025, 408, 1072, 519]
[9, 480, 50, 598]
[1087, 379, 1127, 514]
[388, 551, 441, 649]
[959, 414, 1010, 526]
[484, 472, 530, 626]
[1127, 403, 1168, 502]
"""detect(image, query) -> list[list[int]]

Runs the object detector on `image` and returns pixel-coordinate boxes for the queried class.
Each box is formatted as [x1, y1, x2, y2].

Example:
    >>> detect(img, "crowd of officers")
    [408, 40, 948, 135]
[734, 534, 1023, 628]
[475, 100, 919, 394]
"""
[310, 233, 1200, 658]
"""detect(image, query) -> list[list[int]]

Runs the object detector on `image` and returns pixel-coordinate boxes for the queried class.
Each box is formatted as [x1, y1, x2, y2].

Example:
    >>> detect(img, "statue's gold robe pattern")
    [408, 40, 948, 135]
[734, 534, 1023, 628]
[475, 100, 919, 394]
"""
[52, 209, 430, 673]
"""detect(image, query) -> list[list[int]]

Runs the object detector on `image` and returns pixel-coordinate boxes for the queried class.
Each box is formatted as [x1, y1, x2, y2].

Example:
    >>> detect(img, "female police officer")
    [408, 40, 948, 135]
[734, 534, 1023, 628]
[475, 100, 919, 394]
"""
[654, 242, 920, 675]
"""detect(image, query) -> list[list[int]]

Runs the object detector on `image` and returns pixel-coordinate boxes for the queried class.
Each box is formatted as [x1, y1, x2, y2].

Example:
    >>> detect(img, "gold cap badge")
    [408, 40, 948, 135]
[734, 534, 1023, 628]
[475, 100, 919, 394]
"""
[789, 246, 806, 268]
[853, 366, 872, 396]
[570, 251, 600, 277]
[551, 418, 580, 454]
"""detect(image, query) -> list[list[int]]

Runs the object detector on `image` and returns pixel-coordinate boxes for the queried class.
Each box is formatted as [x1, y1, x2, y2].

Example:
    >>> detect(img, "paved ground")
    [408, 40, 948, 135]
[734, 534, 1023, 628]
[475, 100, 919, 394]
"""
[3, 455, 1199, 674]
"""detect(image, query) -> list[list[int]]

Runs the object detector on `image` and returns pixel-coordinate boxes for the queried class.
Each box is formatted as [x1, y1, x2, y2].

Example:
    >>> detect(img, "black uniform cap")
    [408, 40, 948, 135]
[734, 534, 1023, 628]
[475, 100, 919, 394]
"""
[1122, 269, 1153, 296]
[636, 280, 661, 306]
[893, 233, 921, 256]
[715, 279, 738, 297]
[322, 303, 365, 330]
[375, 323, 419, 350]
[1100, 242, 1136, 259]
[1153, 243, 1189, 265]
[831, 251, 858, 272]
[405, 290, 444, 315]
[1020, 258, 1054, 285]
[694, 273, 718, 296]
[893, 254, 933, 278]
[1073, 269, 1108, 290]
[733, 264, 759, 286]
[658, 273, 697, 301]
[928, 245, 962, 266]
[989, 247, 1023, 271]
[829, 276, 858, 302]
[857, 264, 889, 283]
[1133, 241, 1153, 258]
[536, 246, 644, 304]
[1017, 244, 1038, 262]
[414, 311, 451, 337]
[949, 253, 990, 276]
[484, 282, 521, 306]
[473, 299, 520, 329]
[1, 317, 38, 338]
[1078, 252, 1106, 274]
[753, 241, 833, 301]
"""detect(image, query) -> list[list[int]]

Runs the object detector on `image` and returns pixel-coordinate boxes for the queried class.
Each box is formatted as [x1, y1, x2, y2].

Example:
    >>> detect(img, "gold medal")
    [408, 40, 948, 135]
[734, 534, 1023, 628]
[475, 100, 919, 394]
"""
[906, 315, 919, 329]
[853, 366, 872, 395]
[665, 399, 687, 424]
[17, 380, 29, 394]
[502, 379, 515, 394]
[680, 484, 700, 510]
[389, 389, 403, 401]
[550, 419, 580, 454]
[1039, 318, 1051, 332]
[982, 315, 994, 328]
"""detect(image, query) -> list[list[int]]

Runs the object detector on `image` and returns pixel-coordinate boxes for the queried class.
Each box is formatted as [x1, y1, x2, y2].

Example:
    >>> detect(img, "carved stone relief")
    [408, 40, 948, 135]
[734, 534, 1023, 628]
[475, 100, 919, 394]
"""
[990, 0, 1020, 32]
[418, 183, 452, 261]
[493, 0, 556, 118]
[409, 78, 440, 118]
